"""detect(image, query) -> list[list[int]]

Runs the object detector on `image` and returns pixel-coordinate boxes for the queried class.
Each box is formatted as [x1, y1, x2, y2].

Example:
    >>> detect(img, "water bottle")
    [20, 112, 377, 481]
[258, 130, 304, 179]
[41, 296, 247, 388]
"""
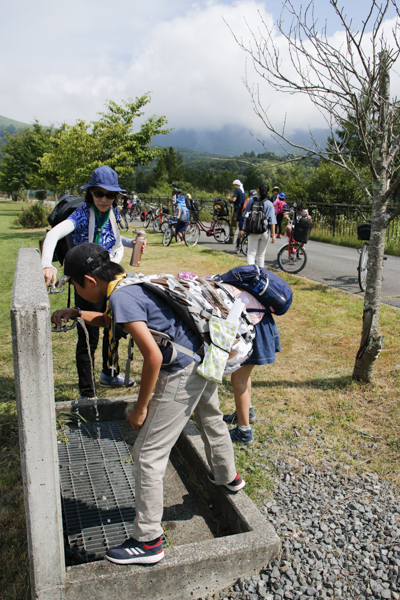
[251, 276, 269, 296]
[130, 231, 146, 267]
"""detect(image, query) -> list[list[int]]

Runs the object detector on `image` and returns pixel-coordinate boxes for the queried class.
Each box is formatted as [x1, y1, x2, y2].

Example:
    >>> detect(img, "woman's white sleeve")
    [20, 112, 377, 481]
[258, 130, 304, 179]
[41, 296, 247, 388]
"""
[41, 220, 75, 269]
[121, 236, 134, 248]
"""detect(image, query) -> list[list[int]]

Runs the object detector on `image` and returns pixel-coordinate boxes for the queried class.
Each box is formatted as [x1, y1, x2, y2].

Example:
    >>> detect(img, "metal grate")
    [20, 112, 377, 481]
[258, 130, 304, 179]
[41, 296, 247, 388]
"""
[58, 421, 136, 564]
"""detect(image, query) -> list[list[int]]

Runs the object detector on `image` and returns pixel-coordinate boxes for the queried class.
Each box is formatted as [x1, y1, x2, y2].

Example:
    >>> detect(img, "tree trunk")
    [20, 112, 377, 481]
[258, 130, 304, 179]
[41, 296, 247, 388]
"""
[352, 52, 390, 384]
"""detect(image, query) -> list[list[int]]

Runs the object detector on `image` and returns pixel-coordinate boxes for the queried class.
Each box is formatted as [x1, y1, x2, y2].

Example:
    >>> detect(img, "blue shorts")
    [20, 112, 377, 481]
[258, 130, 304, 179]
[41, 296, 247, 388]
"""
[245, 312, 280, 365]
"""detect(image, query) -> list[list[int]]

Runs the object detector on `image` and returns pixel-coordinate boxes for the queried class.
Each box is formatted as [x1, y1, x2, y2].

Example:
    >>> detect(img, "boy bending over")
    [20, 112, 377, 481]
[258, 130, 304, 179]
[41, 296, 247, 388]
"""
[52, 243, 245, 566]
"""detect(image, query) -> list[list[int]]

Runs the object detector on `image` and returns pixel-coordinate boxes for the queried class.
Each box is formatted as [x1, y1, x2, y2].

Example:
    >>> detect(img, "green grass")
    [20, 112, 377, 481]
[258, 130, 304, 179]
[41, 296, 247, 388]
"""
[310, 225, 400, 256]
[1, 199, 400, 599]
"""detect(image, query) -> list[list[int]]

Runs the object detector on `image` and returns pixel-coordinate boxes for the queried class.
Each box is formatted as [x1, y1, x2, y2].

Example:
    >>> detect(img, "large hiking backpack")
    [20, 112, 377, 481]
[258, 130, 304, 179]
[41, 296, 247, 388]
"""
[213, 265, 293, 316]
[213, 199, 229, 217]
[47, 194, 85, 264]
[245, 198, 267, 234]
[112, 273, 256, 378]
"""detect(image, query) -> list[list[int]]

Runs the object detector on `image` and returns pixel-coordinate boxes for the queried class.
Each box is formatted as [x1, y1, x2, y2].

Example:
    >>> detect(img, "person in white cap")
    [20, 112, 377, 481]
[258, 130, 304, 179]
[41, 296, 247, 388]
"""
[227, 179, 246, 244]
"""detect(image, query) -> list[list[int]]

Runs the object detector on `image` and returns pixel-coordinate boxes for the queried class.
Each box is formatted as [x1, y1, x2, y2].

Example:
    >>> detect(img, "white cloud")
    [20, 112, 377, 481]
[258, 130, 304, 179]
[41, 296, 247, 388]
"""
[1, 0, 399, 143]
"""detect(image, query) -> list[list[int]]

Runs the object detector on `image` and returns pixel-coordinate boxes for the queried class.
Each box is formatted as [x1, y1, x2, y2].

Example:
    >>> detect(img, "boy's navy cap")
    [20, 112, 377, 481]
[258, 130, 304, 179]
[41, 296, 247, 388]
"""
[64, 243, 110, 278]
[249, 189, 257, 196]
[81, 166, 126, 192]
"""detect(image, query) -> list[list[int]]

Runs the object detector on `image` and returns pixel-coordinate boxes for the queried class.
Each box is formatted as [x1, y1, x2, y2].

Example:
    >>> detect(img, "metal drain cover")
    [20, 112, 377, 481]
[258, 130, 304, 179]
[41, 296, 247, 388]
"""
[58, 421, 135, 563]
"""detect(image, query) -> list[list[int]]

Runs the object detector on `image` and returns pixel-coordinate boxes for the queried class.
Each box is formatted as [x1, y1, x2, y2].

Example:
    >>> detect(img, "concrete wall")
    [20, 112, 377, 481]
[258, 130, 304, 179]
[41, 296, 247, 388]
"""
[11, 248, 65, 600]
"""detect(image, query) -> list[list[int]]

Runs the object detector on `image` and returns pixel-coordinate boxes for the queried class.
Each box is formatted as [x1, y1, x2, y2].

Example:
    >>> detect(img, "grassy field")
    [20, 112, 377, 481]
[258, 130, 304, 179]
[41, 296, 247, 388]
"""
[1, 199, 400, 599]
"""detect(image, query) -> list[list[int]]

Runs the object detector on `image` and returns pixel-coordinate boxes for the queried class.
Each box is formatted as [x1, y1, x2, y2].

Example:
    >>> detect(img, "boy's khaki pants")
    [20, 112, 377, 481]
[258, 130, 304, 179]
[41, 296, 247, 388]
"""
[131, 361, 237, 541]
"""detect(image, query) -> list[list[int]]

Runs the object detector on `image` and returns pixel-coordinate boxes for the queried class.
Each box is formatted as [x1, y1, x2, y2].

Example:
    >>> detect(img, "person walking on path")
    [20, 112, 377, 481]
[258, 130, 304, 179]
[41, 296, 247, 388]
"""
[227, 179, 246, 244]
[120, 193, 130, 229]
[51, 242, 246, 565]
[240, 184, 276, 267]
[269, 186, 280, 203]
[235, 189, 257, 254]
[42, 165, 137, 399]
[273, 192, 287, 238]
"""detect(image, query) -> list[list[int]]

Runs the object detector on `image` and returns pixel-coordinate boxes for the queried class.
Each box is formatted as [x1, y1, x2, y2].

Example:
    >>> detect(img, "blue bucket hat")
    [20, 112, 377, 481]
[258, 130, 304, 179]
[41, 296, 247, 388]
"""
[278, 192, 286, 199]
[81, 166, 126, 193]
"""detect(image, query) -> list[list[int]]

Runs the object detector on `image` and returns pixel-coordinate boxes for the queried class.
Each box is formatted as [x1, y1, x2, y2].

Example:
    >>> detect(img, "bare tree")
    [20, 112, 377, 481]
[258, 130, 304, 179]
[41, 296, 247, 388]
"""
[230, 0, 400, 383]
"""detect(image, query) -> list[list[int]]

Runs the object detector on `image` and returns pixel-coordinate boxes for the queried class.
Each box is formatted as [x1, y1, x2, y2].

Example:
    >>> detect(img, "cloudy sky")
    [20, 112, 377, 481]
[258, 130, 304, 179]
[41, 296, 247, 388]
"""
[1, 0, 399, 150]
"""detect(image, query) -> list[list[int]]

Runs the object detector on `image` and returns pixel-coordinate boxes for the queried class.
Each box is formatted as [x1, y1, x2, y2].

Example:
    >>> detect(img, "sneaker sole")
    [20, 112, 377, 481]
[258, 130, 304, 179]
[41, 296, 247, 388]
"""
[230, 436, 254, 446]
[105, 550, 164, 565]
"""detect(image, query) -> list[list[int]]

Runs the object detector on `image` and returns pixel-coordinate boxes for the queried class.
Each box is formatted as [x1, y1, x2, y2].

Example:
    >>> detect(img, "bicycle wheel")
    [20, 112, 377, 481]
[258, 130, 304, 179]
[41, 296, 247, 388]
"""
[160, 216, 170, 233]
[358, 243, 369, 292]
[241, 234, 248, 256]
[277, 242, 307, 273]
[153, 215, 162, 232]
[162, 227, 173, 247]
[214, 218, 230, 243]
[144, 213, 153, 228]
[184, 223, 200, 247]
[131, 207, 140, 219]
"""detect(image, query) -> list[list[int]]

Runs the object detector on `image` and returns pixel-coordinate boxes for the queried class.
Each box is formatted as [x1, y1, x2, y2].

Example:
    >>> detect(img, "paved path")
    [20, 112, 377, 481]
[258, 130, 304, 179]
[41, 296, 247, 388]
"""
[197, 234, 400, 310]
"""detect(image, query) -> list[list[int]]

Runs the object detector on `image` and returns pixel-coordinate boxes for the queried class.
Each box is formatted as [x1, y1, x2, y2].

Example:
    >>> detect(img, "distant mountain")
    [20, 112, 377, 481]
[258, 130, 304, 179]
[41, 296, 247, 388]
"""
[0, 115, 31, 130]
[153, 124, 330, 156]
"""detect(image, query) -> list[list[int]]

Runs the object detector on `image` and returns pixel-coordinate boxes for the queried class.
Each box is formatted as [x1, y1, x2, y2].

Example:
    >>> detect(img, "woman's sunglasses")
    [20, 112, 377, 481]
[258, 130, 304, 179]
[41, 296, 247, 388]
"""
[92, 189, 118, 200]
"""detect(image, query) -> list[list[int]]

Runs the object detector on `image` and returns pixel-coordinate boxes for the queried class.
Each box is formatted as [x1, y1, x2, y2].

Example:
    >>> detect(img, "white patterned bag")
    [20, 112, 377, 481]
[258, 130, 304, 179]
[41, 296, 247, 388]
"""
[112, 273, 255, 379]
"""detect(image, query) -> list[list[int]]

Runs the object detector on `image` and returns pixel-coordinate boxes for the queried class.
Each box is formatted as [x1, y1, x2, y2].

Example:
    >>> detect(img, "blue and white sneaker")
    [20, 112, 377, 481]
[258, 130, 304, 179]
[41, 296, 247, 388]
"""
[229, 425, 254, 446]
[105, 536, 164, 565]
[99, 372, 135, 388]
[207, 471, 245, 492]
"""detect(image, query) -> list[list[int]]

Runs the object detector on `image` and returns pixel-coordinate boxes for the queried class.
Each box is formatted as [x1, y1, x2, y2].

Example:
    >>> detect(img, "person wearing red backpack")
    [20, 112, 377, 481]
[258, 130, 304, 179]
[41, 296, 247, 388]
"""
[273, 192, 287, 238]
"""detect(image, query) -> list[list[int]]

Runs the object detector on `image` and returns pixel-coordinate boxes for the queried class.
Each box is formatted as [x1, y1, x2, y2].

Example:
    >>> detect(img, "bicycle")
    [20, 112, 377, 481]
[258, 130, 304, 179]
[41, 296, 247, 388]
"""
[143, 204, 159, 228]
[127, 198, 143, 220]
[152, 206, 170, 232]
[277, 206, 309, 274]
[183, 209, 230, 247]
[240, 233, 248, 256]
[117, 214, 129, 231]
[162, 218, 181, 246]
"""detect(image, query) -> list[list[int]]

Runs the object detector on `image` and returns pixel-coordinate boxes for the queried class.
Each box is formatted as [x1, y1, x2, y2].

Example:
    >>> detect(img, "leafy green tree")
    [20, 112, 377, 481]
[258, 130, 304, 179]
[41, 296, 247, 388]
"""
[279, 164, 311, 204]
[151, 156, 169, 186]
[40, 94, 170, 193]
[164, 147, 184, 182]
[309, 162, 370, 204]
[243, 166, 261, 192]
[0, 121, 57, 199]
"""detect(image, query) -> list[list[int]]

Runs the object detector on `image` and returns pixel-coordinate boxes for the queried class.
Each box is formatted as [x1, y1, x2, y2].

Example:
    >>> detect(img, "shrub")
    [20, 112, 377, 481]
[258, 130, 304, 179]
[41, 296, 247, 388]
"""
[16, 202, 50, 228]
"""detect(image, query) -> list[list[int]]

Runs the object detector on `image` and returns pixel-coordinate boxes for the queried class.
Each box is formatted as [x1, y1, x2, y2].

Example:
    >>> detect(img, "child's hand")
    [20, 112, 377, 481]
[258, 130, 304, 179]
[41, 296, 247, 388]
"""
[129, 406, 147, 430]
[52, 308, 78, 325]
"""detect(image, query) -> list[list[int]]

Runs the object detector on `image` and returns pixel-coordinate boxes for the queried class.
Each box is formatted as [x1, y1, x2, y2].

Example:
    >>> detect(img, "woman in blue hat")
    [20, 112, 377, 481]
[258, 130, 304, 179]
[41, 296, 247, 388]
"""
[42, 165, 137, 399]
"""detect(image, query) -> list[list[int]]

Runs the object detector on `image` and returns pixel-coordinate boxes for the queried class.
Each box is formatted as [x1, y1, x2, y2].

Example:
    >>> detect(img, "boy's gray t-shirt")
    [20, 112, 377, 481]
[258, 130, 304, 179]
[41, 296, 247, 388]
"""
[109, 284, 202, 372]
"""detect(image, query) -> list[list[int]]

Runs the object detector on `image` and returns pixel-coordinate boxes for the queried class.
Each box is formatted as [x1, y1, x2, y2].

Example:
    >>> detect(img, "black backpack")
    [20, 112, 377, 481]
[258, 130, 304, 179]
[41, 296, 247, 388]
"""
[245, 198, 266, 234]
[47, 194, 85, 264]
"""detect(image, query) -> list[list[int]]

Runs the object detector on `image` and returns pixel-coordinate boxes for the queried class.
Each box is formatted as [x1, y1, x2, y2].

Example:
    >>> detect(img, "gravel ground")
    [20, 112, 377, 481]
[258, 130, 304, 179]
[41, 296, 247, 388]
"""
[204, 455, 400, 600]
